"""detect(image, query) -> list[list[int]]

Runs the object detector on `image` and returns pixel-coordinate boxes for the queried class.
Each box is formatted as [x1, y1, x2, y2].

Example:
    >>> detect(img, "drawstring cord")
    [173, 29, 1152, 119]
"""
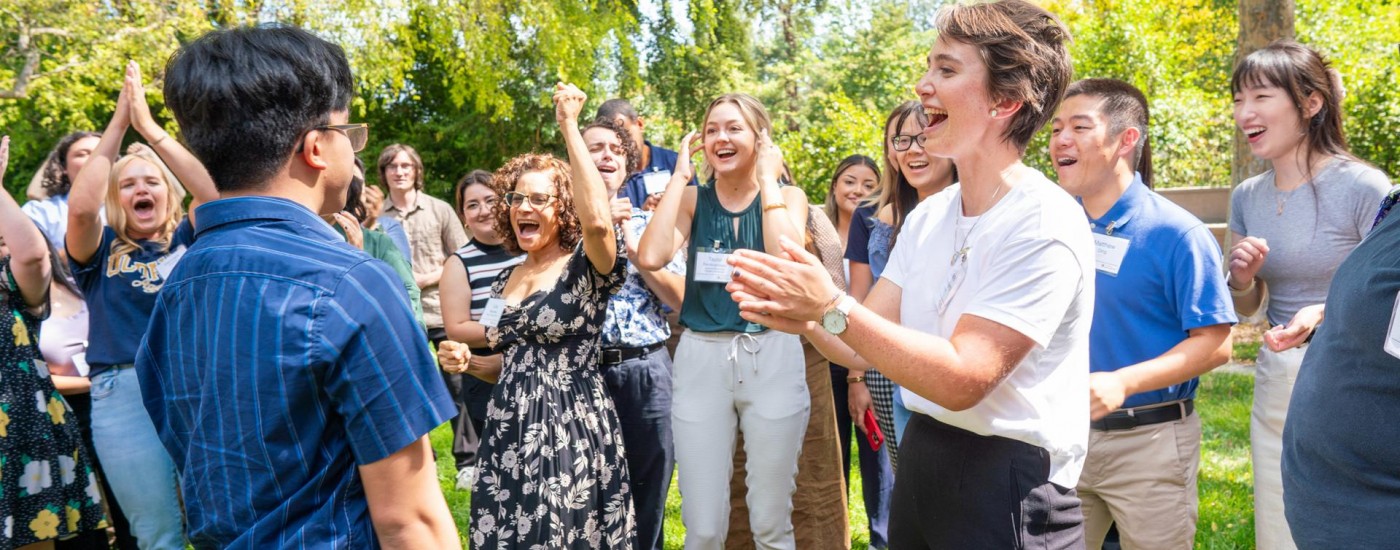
[728, 333, 761, 384]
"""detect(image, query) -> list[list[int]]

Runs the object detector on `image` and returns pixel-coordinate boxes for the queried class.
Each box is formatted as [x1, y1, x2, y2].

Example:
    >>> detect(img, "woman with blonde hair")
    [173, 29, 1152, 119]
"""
[66, 62, 218, 549]
[638, 93, 811, 548]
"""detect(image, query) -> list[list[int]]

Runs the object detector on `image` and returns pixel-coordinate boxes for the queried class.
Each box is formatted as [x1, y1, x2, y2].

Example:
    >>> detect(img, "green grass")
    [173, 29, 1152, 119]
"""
[1233, 340, 1261, 364]
[432, 370, 1257, 549]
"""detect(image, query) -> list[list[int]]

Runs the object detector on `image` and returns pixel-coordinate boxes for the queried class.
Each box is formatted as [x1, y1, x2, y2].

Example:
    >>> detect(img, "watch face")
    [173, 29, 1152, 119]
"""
[822, 309, 847, 334]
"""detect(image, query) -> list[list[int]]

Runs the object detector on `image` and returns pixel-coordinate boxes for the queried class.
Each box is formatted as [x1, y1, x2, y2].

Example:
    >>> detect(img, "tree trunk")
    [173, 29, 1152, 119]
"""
[1233, 0, 1295, 184]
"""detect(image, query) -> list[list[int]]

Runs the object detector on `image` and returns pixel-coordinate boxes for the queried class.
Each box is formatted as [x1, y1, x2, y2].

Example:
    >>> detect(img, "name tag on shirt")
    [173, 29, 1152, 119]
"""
[1384, 292, 1400, 360]
[155, 245, 188, 280]
[643, 170, 673, 195]
[1092, 234, 1129, 276]
[479, 298, 507, 328]
[694, 250, 734, 284]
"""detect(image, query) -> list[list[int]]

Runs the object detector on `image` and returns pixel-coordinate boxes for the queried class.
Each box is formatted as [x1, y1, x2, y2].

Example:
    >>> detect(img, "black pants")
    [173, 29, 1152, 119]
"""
[889, 414, 1085, 549]
[830, 367, 893, 549]
[599, 345, 675, 550]
[59, 392, 140, 550]
[430, 328, 490, 471]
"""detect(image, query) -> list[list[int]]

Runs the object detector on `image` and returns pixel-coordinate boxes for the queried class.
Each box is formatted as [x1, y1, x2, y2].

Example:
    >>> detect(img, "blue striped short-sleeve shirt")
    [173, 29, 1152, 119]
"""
[135, 196, 454, 549]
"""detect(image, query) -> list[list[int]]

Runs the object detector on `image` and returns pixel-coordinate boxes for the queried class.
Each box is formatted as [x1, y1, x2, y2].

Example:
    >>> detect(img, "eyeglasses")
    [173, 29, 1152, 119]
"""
[316, 123, 369, 152]
[502, 192, 559, 209]
[891, 133, 928, 152]
[463, 197, 500, 212]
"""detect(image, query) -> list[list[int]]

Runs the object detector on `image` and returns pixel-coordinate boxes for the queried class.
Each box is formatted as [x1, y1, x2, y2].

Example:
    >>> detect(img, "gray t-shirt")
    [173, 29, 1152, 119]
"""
[1229, 158, 1391, 325]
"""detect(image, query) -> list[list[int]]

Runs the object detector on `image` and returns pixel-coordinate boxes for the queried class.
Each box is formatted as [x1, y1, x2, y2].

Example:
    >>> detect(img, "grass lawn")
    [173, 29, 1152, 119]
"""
[430, 370, 1257, 549]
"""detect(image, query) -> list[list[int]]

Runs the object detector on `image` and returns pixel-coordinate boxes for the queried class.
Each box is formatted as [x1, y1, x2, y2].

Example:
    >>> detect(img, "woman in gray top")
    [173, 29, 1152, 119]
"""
[1227, 39, 1391, 550]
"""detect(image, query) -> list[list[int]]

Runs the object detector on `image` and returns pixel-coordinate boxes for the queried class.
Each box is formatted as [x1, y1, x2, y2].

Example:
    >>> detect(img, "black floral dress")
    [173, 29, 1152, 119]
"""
[471, 245, 635, 549]
[0, 259, 105, 549]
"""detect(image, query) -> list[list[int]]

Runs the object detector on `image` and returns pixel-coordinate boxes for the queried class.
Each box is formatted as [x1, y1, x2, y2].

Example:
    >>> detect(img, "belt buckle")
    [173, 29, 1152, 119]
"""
[602, 349, 623, 365]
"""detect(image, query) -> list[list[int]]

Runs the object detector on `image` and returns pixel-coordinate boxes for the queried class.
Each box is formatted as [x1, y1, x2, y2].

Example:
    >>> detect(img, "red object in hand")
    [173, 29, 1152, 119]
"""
[863, 409, 885, 451]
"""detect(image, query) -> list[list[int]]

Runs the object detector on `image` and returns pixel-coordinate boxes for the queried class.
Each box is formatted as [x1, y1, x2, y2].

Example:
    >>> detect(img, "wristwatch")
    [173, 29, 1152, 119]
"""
[821, 294, 857, 335]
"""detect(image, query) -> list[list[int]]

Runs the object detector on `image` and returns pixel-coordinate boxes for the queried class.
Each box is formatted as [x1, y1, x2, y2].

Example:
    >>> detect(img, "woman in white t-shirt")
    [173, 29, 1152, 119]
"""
[726, 1, 1092, 547]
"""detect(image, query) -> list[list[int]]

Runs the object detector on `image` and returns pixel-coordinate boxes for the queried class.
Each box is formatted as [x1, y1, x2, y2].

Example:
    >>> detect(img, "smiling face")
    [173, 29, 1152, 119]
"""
[583, 126, 630, 195]
[460, 182, 500, 242]
[889, 111, 955, 195]
[509, 170, 561, 253]
[702, 102, 758, 179]
[1050, 94, 1125, 197]
[833, 164, 877, 218]
[915, 36, 999, 162]
[1234, 82, 1313, 163]
[115, 158, 171, 240]
[385, 151, 418, 193]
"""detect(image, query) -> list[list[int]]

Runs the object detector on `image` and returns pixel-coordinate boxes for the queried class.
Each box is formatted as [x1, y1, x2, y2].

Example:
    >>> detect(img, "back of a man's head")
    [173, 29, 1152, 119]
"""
[164, 26, 354, 194]
[595, 98, 638, 124]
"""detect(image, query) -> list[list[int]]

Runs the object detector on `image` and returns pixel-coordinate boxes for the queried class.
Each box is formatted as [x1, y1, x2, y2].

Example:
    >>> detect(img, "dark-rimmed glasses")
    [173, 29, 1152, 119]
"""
[503, 192, 559, 209]
[891, 133, 928, 152]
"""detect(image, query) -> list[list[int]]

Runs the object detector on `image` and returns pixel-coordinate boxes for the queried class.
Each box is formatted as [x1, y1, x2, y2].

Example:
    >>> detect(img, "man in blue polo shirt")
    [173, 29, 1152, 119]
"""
[596, 98, 687, 208]
[1050, 78, 1236, 549]
[135, 26, 459, 548]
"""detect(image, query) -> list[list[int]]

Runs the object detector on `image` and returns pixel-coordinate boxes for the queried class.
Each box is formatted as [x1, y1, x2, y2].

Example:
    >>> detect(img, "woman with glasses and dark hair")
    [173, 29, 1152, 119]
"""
[65, 62, 219, 549]
[439, 83, 634, 548]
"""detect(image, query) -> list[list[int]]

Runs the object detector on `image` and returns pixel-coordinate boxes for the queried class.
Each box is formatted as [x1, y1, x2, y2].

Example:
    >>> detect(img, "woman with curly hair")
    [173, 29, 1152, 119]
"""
[439, 83, 633, 548]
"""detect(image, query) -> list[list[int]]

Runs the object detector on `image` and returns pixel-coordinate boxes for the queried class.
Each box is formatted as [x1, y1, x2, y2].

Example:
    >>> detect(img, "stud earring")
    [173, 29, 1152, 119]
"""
[990, 109, 999, 118]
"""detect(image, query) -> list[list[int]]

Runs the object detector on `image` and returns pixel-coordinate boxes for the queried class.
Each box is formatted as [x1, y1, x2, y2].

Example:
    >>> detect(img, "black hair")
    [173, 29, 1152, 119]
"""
[1064, 78, 1154, 187]
[1231, 39, 1354, 180]
[41, 131, 101, 197]
[163, 25, 354, 193]
[595, 98, 639, 124]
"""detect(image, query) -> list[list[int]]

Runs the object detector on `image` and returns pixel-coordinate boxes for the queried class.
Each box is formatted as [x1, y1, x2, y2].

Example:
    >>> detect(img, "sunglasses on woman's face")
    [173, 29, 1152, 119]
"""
[503, 192, 559, 209]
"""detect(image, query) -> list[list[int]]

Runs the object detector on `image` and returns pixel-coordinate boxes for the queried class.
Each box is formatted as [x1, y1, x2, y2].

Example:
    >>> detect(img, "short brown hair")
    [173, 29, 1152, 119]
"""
[491, 154, 581, 255]
[376, 143, 424, 190]
[936, 0, 1072, 152]
[582, 117, 642, 175]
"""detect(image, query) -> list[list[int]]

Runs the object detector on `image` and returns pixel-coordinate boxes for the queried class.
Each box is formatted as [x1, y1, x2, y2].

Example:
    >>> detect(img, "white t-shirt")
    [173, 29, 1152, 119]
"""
[883, 170, 1094, 488]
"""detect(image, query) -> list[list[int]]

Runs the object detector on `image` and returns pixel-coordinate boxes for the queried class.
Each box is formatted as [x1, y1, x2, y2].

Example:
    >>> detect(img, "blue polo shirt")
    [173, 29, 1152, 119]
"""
[621, 141, 687, 208]
[1085, 175, 1236, 408]
[135, 196, 454, 549]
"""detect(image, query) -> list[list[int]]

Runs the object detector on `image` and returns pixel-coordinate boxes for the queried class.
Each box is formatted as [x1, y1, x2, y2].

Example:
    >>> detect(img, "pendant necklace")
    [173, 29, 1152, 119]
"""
[950, 183, 1007, 265]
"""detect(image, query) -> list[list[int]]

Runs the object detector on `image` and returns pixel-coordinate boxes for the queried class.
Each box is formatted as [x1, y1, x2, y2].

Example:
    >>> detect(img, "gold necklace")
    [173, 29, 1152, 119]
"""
[950, 183, 1007, 265]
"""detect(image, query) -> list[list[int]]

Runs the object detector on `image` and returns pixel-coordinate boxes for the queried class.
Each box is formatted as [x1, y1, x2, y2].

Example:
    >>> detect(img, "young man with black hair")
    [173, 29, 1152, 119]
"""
[1049, 78, 1235, 549]
[596, 98, 686, 209]
[135, 26, 459, 548]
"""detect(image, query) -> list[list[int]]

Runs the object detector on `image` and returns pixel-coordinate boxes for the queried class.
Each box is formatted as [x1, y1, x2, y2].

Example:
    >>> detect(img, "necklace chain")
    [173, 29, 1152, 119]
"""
[950, 184, 1006, 265]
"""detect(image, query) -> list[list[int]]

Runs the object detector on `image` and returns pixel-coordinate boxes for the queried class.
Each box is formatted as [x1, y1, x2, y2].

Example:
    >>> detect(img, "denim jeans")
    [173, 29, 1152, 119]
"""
[892, 385, 913, 443]
[90, 366, 186, 549]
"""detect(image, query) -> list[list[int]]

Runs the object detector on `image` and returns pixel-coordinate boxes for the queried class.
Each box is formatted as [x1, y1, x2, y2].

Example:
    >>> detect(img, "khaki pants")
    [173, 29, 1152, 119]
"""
[1253, 346, 1303, 550]
[672, 329, 810, 549]
[726, 337, 850, 549]
[1079, 410, 1201, 549]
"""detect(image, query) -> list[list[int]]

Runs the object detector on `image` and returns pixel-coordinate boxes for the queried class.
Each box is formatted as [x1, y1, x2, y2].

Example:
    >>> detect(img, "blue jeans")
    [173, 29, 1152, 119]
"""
[893, 385, 913, 444]
[90, 366, 186, 549]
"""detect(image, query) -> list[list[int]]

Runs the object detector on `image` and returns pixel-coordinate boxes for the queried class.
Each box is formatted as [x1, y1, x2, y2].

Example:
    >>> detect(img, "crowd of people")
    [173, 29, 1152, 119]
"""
[1, 0, 1396, 549]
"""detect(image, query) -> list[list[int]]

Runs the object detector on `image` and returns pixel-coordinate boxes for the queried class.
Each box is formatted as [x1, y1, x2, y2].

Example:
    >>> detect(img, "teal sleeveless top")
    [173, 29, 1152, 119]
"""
[681, 184, 768, 333]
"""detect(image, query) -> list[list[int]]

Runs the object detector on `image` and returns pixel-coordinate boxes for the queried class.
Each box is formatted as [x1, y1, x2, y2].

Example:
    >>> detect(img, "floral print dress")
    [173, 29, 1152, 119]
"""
[472, 244, 635, 549]
[0, 258, 105, 549]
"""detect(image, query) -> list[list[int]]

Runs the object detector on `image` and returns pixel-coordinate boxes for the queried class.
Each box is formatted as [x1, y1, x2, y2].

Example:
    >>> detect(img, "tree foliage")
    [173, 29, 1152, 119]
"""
[4, 0, 1398, 204]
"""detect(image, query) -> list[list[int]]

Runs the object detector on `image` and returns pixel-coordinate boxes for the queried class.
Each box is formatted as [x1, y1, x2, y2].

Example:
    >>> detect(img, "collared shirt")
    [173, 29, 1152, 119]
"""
[602, 209, 686, 347]
[135, 196, 454, 549]
[21, 194, 70, 246]
[1085, 175, 1236, 408]
[621, 142, 687, 208]
[382, 192, 469, 329]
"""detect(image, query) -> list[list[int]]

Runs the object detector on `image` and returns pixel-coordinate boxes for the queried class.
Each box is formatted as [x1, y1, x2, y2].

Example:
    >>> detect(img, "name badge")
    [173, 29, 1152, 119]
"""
[479, 298, 507, 328]
[72, 351, 90, 377]
[643, 170, 673, 196]
[155, 245, 188, 280]
[694, 241, 735, 284]
[1092, 233, 1129, 276]
[1384, 292, 1400, 360]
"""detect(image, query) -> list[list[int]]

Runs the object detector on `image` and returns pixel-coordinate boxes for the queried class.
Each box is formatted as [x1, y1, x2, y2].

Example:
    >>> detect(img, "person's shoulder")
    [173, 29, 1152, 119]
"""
[1140, 188, 1208, 236]
[1329, 158, 1392, 192]
[1234, 171, 1272, 195]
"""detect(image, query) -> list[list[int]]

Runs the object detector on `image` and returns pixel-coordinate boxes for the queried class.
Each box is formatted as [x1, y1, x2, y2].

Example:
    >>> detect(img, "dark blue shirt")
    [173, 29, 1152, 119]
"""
[71, 220, 195, 375]
[621, 142, 686, 208]
[135, 197, 454, 549]
[1085, 176, 1236, 408]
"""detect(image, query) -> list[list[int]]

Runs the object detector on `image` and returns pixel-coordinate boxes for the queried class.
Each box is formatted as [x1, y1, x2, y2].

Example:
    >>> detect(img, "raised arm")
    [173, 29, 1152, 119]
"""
[68, 72, 132, 265]
[555, 83, 616, 274]
[754, 132, 808, 259]
[0, 137, 52, 307]
[636, 133, 700, 271]
[127, 61, 218, 209]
